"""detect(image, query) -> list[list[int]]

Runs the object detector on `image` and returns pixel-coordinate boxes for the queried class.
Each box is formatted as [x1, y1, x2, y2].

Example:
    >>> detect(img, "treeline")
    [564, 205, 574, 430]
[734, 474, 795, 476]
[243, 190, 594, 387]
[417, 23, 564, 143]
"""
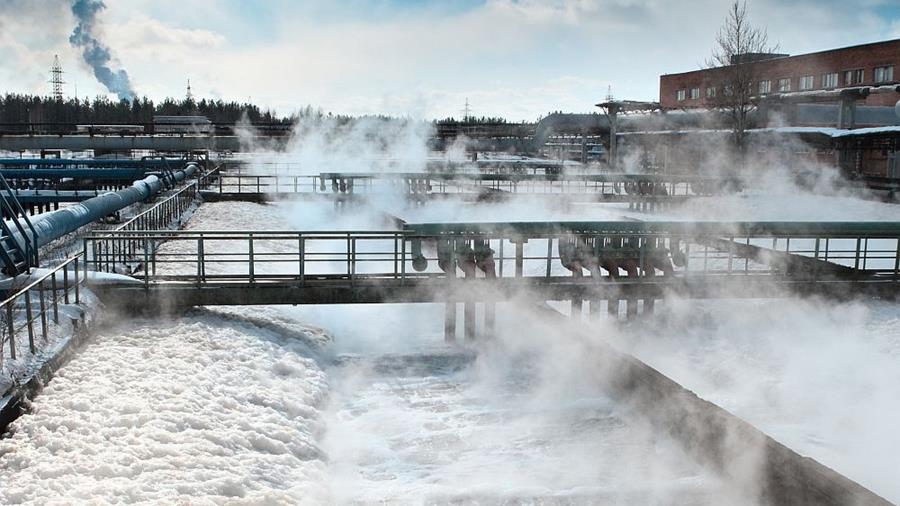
[0, 94, 289, 125]
[436, 116, 511, 125]
[0, 93, 532, 127]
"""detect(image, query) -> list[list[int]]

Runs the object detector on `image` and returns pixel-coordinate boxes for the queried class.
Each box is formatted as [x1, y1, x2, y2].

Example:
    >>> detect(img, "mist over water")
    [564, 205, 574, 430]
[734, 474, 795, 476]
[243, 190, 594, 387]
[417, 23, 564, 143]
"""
[0, 200, 740, 504]
[604, 297, 900, 502]
[5, 111, 900, 502]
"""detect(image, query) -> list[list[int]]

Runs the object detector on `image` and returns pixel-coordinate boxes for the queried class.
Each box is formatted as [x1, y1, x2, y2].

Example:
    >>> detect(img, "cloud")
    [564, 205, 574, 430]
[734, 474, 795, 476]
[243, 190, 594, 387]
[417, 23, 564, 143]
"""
[110, 16, 226, 50]
[0, 0, 897, 118]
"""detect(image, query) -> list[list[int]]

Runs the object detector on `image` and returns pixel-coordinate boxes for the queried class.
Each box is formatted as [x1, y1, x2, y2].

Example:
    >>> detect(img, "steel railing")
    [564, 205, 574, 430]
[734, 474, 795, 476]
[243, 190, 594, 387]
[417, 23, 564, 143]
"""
[205, 172, 722, 197]
[0, 254, 85, 371]
[0, 169, 204, 377]
[81, 225, 900, 288]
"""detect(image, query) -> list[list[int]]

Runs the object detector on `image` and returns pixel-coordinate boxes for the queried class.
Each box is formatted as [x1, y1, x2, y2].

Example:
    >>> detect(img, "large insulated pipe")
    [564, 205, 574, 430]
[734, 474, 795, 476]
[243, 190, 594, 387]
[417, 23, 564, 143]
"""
[12, 162, 197, 249]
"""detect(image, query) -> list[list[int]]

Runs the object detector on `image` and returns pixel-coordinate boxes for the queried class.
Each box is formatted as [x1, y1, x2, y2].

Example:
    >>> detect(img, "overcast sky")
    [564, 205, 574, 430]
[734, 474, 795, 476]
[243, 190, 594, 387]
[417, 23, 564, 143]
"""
[1, 0, 898, 121]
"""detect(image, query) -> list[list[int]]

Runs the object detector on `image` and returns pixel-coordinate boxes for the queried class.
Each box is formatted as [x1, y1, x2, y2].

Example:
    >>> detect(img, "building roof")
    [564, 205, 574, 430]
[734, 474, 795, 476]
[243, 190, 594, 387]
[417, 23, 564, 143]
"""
[661, 38, 900, 77]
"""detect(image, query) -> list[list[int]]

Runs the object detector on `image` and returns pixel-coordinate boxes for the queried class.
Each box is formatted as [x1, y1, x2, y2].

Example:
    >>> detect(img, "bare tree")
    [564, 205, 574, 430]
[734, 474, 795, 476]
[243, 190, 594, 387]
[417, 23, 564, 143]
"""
[706, 0, 779, 154]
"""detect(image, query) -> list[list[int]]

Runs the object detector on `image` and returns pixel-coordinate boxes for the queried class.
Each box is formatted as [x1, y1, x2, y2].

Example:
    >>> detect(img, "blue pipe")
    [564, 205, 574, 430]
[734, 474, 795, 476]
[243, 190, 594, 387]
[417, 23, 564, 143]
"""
[0, 158, 182, 169]
[0, 169, 148, 180]
[13, 163, 197, 249]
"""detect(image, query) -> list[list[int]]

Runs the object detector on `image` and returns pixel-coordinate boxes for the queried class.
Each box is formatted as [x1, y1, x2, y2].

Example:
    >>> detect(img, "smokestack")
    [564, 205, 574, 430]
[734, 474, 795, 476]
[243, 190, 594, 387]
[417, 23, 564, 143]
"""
[68, 0, 135, 101]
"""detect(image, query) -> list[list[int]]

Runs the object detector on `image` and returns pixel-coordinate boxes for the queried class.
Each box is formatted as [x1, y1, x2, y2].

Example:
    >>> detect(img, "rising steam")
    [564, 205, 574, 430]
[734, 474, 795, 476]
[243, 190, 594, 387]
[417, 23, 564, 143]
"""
[69, 0, 135, 101]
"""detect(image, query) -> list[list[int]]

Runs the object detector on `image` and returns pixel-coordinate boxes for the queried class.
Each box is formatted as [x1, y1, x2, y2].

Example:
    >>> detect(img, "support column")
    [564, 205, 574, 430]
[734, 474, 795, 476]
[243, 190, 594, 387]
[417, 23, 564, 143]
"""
[608, 298, 618, 318]
[644, 265, 656, 315]
[514, 240, 525, 277]
[572, 267, 583, 320]
[464, 301, 475, 340]
[484, 302, 495, 337]
[444, 302, 456, 342]
[459, 242, 477, 341]
[624, 259, 638, 320]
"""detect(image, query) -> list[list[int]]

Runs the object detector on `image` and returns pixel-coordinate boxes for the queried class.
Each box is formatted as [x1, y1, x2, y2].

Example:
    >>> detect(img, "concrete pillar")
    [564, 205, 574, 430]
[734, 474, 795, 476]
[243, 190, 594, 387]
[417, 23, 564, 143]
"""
[514, 240, 525, 277]
[644, 263, 656, 314]
[444, 302, 456, 342]
[484, 302, 495, 337]
[464, 302, 475, 340]
[460, 245, 476, 341]
[572, 267, 583, 320]
[608, 298, 618, 318]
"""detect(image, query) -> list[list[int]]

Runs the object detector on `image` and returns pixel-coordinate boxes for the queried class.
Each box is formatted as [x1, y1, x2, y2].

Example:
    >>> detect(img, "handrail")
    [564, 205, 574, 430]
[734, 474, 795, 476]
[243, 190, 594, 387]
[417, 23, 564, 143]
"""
[0, 172, 38, 268]
[0, 167, 202, 373]
[81, 226, 900, 294]
[1, 253, 84, 367]
[116, 180, 198, 232]
[0, 254, 82, 308]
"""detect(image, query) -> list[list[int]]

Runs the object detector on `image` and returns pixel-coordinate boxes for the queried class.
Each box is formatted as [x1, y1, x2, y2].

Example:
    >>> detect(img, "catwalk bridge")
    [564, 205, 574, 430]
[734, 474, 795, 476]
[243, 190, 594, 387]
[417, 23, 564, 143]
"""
[200, 171, 734, 209]
[79, 221, 900, 339]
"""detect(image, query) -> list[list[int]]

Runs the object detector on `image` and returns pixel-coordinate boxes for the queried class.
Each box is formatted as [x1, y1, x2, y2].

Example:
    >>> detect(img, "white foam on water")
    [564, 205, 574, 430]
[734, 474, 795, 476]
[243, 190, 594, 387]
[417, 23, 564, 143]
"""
[0, 313, 330, 504]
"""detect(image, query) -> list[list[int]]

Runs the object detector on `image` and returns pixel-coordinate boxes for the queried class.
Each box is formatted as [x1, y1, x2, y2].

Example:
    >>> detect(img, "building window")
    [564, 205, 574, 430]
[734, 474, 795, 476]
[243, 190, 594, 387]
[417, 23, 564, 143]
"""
[676, 89, 686, 101]
[822, 72, 838, 88]
[690, 87, 700, 100]
[777, 78, 791, 92]
[706, 87, 717, 98]
[799, 75, 814, 91]
[758, 80, 771, 95]
[875, 65, 894, 83]
[843, 69, 864, 86]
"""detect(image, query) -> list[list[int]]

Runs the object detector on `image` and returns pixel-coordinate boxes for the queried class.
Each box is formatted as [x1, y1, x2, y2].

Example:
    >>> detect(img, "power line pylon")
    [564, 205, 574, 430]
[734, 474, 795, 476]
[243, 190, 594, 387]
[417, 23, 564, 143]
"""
[49, 55, 65, 101]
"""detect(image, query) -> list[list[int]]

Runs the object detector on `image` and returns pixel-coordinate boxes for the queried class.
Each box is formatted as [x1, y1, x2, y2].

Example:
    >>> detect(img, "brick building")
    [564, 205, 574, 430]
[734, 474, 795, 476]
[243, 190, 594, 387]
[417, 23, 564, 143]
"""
[659, 39, 900, 110]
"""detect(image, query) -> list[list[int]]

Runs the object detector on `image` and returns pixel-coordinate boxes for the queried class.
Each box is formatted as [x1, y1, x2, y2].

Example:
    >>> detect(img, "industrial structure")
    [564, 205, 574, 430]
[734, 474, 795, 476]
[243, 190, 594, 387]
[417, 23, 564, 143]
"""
[0, 123, 895, 503]
[48, 55, 65, 102]
[660, 38, 900, 110]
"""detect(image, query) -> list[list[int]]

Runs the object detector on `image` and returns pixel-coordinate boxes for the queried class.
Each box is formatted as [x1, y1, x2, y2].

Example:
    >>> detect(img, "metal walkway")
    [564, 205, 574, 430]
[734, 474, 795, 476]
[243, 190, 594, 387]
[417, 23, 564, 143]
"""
[84, 221, 900, 313]
[199, 171, 733, 207]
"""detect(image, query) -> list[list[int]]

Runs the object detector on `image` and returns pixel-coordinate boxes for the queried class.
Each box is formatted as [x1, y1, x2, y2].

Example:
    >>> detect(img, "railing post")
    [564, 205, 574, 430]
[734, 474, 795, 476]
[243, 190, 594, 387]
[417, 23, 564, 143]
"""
[197, 237, 204, 286]
[248, 234, 255, 282]
[38, 281, 48, 339]
[63, 262, 70, 304]
[144, 238, 150, 290]
[6, 302, 16, 360]
[74, 256, 80, 304]
[401, 237, 407, 283]
[51, 271, 59, 324]
[545, 238, 553, 277]
[299, 236, 305, 284]
[894, 238, 900, 279]
[813, 237, 821, 280]
[393, 234, 399, 279]
[24, 290, 34, 354]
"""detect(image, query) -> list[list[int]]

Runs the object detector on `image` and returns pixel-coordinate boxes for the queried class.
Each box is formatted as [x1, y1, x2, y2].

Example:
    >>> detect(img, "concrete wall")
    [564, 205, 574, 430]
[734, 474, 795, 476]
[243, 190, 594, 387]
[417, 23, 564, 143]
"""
[538, 305, 892, 505]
